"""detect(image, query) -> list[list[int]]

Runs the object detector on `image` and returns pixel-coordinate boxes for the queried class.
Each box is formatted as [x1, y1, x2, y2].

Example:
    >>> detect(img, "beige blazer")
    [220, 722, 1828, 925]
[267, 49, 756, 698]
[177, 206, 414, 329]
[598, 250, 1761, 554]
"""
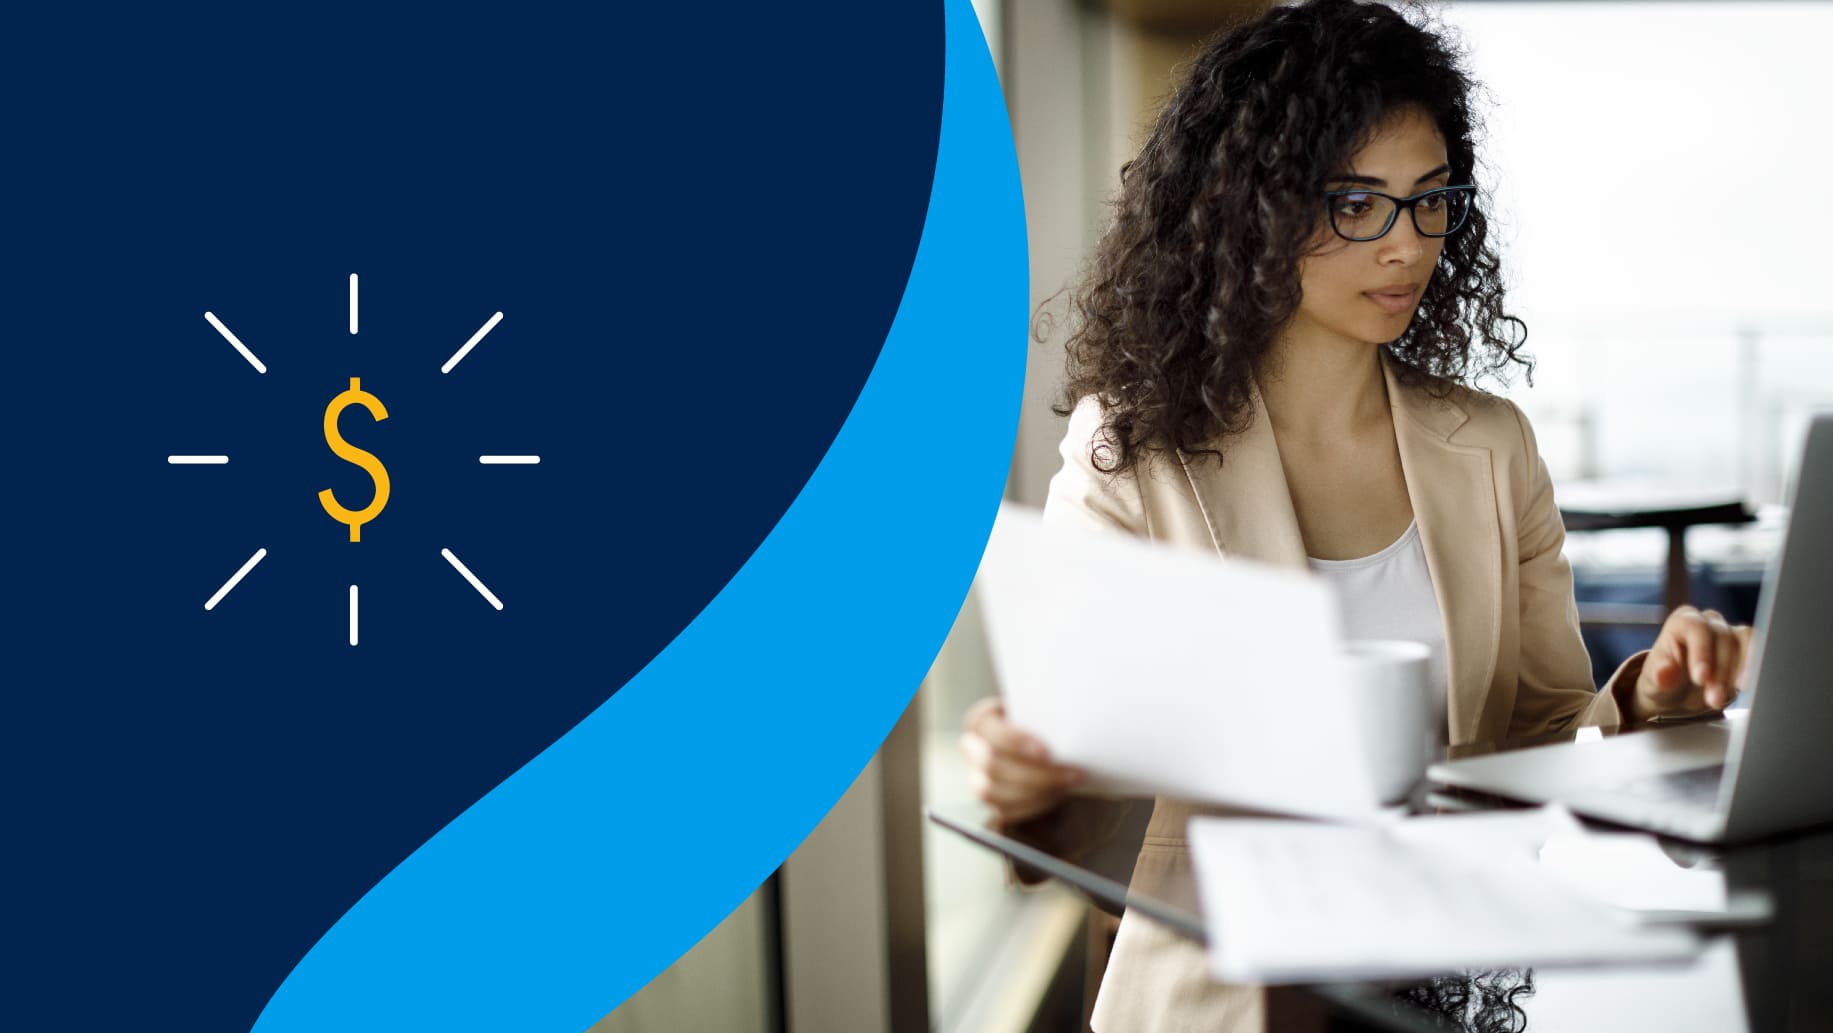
[1038, 351, 1641, 1033]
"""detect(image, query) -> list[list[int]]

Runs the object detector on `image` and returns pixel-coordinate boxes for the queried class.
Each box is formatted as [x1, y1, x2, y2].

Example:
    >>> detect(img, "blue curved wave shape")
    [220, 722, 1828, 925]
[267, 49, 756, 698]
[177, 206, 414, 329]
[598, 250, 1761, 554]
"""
[250, 1, 1026, 1028]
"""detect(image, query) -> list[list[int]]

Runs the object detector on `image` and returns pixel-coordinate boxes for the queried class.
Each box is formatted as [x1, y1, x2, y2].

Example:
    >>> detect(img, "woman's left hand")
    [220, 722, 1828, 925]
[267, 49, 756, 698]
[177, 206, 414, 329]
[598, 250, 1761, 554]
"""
[1627, 606, 1754, 723]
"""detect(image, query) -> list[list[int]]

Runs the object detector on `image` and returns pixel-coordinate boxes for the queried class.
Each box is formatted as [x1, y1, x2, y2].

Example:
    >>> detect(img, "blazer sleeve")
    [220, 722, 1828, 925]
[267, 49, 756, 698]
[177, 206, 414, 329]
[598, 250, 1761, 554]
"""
[1505, 399, 1642, 736]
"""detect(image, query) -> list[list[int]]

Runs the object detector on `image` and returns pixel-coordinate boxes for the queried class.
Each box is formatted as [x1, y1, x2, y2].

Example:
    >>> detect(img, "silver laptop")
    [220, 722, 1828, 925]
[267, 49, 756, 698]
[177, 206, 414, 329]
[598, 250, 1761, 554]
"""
[1428, 415, 1833, 844]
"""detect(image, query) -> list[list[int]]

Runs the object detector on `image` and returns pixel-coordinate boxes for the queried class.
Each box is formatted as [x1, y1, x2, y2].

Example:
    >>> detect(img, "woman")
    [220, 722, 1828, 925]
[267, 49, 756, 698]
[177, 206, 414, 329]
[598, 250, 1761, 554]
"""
[961, 1, 1752, 1030]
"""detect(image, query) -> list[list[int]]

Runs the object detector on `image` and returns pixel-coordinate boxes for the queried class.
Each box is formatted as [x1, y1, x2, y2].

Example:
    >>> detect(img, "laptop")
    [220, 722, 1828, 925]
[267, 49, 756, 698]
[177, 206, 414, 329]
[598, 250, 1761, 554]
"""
[1427, 415, 1833, 844]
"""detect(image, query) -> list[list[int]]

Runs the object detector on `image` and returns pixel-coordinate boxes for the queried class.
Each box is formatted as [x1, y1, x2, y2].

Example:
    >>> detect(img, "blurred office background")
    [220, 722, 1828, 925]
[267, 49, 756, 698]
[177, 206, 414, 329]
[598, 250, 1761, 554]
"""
[592, 2, 1833, 1030]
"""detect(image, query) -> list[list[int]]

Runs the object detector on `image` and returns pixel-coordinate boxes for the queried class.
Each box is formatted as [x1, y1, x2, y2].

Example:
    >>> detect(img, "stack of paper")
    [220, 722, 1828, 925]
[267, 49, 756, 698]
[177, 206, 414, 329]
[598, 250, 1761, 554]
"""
[1188, 809, 1709, 984]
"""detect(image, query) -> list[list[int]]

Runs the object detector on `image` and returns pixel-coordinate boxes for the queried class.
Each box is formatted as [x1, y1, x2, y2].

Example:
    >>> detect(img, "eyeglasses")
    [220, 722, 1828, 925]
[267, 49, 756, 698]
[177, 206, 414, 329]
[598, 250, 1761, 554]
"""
[1322, 184, 1476, 242]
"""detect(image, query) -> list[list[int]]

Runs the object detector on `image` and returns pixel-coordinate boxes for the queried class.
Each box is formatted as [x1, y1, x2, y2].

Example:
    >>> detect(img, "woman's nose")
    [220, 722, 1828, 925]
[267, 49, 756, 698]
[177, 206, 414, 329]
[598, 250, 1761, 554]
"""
[1378, 219, 1426, 264]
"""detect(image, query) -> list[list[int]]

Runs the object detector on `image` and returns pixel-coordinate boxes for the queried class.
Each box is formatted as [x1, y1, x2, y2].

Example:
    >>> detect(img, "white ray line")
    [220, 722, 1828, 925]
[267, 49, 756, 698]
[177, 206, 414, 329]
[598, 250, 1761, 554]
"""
[204, 548, 267, 611]
[349, 585, 359, 646]
[203, 311, 267, 374]
[440, 311, 504, 374]
[349, 273, 359, 335]
[478, 455, 541, 465]
[441, 548, 504, 610]
[167, 455, 229, 464]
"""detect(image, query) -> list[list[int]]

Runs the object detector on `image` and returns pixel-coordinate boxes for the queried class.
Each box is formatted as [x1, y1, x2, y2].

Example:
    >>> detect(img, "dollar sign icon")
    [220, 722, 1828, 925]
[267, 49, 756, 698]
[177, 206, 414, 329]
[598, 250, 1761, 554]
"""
[318, 377, 391, 542]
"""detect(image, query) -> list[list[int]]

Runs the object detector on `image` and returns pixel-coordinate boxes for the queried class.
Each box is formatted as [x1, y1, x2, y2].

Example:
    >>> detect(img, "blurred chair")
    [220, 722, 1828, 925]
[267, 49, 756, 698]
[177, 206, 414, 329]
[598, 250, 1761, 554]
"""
[1558, 478, 1753, 620]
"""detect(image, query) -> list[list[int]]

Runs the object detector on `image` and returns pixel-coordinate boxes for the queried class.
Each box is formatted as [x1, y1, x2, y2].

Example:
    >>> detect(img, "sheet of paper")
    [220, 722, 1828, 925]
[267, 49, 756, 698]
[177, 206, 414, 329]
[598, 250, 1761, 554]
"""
[1538, 832, 1730, 915]
[1391, 806, 1740, 918]
[1189, 816, 1701, 984]
[1384, 803, 1587, 862]
[1502, 937, 1749, 1033]
[975, 503, 1384, 820]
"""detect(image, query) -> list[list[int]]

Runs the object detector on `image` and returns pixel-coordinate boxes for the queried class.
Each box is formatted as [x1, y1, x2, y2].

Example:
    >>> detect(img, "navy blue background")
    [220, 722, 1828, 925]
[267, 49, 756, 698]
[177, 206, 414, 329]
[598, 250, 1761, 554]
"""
[4, 4, 940, 1029]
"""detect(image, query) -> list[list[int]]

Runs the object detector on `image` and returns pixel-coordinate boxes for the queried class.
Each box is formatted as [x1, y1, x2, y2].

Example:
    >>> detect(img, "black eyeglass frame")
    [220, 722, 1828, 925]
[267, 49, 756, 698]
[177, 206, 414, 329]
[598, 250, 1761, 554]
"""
[1321, 184, 1477, 242]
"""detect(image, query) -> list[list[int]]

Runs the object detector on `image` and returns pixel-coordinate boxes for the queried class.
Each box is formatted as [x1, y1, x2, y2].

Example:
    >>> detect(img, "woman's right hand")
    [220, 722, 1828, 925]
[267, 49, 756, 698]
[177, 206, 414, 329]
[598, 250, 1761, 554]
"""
[960, 697, 1084, 825]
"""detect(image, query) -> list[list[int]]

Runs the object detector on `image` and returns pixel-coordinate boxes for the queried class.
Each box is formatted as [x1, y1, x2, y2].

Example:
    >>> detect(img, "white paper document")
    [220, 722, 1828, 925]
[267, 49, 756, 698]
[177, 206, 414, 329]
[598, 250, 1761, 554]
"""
[1385, 805, 1754, 921]
[1501, 938, 1749, 1033]
[1188, 812, 1702, 984]
[976, 504, 1384, 819]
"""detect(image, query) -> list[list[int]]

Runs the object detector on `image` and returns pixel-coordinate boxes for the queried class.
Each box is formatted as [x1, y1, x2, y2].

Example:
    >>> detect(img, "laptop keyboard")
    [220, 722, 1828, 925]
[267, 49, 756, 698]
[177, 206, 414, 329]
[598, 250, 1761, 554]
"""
[1605, 764, 1726, 806]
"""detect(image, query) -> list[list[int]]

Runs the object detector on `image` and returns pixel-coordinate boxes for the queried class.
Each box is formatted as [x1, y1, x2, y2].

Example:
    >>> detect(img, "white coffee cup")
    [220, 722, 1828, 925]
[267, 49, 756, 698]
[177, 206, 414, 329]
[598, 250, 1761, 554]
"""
[1338, 640, 1437, 804]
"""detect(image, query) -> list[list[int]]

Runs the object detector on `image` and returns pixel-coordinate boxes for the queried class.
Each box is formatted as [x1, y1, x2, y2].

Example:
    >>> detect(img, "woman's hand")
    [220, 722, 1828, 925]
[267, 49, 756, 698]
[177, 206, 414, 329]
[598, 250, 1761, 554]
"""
[1627, 606, 1755, 723]
[960, 697, 1084, 825]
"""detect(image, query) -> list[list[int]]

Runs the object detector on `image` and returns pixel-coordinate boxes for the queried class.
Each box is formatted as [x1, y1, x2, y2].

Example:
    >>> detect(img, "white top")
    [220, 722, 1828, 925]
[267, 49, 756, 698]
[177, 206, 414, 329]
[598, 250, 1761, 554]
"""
[1307, 520, 1450, 705]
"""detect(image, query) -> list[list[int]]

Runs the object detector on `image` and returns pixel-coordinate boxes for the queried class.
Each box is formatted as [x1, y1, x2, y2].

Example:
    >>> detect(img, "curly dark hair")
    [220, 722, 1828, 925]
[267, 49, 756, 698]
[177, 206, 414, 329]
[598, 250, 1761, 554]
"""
[1394, 969, 1537, 1033]
[1055, 0, 1530, 474]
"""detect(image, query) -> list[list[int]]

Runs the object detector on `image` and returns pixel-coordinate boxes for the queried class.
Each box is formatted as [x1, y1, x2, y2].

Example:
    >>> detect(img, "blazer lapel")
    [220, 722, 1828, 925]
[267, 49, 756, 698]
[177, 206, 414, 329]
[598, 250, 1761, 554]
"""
[1173, 378, 1309, 570]
[1171, 355, 1503, 744]
[1384, 354, 1502, 745]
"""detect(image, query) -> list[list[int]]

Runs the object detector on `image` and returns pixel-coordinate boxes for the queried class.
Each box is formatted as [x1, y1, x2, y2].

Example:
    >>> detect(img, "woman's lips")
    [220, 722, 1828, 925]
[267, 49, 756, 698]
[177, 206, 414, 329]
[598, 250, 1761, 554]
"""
[1362, 286, 1418, 315]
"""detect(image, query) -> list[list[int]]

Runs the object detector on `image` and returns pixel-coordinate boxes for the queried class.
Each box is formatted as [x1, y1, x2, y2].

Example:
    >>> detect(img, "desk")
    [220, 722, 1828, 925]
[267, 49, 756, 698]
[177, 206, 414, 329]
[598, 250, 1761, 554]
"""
[930, 725, 1833, 1033]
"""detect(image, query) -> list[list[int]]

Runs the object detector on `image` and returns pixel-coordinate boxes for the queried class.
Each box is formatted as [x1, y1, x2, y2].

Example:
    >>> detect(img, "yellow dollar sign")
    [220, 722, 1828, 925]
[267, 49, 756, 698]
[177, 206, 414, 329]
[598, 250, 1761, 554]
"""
[318, 377, 391, 542]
